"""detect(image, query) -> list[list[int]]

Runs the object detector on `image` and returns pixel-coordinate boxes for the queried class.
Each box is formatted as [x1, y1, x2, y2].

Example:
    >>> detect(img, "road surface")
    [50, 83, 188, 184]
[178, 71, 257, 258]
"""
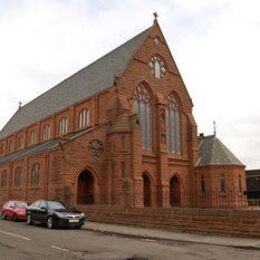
[0, 218, 260, 260]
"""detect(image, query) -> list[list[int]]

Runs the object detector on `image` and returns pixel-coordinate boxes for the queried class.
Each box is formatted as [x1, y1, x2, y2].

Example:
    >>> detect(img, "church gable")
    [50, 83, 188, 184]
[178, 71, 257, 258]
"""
[118, 21, 193, 112]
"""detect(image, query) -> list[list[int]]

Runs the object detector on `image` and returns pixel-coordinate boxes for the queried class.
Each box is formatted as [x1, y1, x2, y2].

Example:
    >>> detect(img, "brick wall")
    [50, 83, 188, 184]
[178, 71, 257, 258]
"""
[79, 205, 260, 237]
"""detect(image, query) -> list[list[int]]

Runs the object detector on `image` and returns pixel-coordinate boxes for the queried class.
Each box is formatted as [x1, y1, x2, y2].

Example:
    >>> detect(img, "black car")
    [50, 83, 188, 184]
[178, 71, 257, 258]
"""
[26, 200, 86, 229]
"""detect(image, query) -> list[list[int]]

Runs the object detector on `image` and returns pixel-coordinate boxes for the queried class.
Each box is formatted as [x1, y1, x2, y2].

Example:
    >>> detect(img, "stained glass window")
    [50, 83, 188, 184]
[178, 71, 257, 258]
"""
[133, 85, 152, 149]
[166, 93, 181, 153]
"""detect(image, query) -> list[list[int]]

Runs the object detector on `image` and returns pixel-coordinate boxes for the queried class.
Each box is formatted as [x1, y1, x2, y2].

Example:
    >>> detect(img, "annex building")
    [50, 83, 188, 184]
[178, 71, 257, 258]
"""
[0, 18, 247, 208]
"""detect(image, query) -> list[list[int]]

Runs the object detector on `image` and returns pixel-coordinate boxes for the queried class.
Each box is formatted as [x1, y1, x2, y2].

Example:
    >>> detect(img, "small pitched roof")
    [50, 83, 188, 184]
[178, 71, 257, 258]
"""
[0, 127, 93, 163]
[196, 135, 244, 167]
[0, 27, 151, 139]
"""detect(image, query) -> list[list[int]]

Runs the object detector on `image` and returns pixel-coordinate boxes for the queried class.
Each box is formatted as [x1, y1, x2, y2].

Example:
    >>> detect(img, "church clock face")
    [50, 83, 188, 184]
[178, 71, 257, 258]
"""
[149, 56, 166, 79]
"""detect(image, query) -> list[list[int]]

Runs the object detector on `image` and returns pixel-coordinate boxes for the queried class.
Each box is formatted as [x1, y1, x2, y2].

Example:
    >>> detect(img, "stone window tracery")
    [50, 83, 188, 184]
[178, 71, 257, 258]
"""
[149, 56, 166, 79]
[133, 84, 152, 149]
[166, 93, 181, 154]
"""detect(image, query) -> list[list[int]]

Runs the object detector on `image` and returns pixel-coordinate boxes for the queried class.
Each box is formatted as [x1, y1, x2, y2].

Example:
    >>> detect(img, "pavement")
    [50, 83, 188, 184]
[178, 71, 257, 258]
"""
[1, 217, 260, 259]
[85, 221, 260, 250]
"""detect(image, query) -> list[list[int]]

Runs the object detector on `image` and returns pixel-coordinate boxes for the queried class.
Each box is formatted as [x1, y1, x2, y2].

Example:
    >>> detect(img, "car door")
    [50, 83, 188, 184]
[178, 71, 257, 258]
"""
[38, 201, 48, 224]
[6, 201, 14, 218]
[30, 200, 41, 222]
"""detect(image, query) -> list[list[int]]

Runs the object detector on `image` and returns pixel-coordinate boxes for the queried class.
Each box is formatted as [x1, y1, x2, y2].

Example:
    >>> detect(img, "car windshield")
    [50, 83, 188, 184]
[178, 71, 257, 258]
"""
[47, 201, 66, 210]
[15, 202, 28, 208]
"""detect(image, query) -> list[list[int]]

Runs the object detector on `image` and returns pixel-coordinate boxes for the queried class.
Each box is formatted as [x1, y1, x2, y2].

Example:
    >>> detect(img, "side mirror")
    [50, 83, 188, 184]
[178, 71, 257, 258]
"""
[10, 205, 14, 209]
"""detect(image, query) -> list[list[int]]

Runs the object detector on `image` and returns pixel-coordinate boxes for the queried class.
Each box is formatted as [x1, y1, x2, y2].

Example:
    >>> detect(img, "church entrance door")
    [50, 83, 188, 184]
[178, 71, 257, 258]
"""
[143, 173, 152, 207]
[170, 176, 181, 207]
[77, 170, 95, 205]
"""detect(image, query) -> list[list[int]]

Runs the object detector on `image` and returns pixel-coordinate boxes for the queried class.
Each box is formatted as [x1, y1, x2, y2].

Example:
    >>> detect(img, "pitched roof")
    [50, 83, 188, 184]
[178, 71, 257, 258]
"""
[0, 127, 93, 163]
[196, 135, 244, 167]
[0, 27, 151, 140]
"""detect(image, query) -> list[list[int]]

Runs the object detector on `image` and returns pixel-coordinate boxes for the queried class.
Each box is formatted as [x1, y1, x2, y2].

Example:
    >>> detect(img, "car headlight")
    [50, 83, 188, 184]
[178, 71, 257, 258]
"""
[80, 213, 85, 218]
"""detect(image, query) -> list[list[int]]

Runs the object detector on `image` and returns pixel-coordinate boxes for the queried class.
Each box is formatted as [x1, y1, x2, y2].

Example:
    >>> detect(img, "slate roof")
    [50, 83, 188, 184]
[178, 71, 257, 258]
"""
[0, 27, 151, 140]
[0, 127, 94, 163]
[196, 135, 244, 167]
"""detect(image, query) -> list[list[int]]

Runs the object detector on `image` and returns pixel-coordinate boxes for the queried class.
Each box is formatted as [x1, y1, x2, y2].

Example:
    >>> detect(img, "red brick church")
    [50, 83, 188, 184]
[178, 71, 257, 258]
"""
[0, 18, 247, 208]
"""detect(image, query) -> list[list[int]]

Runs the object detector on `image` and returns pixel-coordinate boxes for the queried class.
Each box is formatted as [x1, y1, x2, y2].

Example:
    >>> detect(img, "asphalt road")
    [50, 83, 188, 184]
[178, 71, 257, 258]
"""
[0, 218, 260, 260]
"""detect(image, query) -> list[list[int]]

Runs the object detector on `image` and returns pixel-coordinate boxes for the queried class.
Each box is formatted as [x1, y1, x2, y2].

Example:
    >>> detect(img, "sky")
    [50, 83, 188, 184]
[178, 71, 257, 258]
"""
[0, 0, 259, 169]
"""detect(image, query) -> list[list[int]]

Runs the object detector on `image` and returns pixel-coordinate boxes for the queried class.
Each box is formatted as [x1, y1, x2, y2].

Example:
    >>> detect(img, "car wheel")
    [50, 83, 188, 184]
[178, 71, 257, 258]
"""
[47, 217, 54, 229]
[12, 214, 17, 222]
[26, 214, 33, 225]
[2, 212, 6, 220]
[76, 225, 83, 229]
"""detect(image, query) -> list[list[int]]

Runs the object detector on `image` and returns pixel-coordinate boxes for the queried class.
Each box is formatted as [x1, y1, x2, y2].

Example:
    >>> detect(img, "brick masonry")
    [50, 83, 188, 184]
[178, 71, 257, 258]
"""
[79, 206, 260, 237]
[0, 22, 247, 212]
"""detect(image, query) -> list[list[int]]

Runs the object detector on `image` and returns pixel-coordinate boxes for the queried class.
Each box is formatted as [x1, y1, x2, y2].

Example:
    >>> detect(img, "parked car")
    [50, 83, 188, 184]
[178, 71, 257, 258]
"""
[1, 200, 28, 221]
[26, 200, 86, 229]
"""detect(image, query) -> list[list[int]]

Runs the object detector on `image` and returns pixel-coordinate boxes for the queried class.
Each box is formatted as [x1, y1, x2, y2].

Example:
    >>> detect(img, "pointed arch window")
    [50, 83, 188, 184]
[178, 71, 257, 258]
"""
[133, 84, 152, 149]
[79, 109, 89, 129]
[14, 167, 22, 187]
[166, 93, 181, 153]
[29, 131, 36, 145]
[201, 175, 206, 193]
[31, 163, 40, 187]
[43, 125, 51, 141]
[0, 170, 7, 188]
[17, 135, 24, 149]
[220, 174, 226, 193]
[8, 140, 14, 153]
[59, 118, 68, 135]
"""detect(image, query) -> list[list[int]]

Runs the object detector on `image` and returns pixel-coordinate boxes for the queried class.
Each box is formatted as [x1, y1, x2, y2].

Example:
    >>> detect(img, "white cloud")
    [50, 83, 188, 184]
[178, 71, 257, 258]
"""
[0, 0, 259, 169]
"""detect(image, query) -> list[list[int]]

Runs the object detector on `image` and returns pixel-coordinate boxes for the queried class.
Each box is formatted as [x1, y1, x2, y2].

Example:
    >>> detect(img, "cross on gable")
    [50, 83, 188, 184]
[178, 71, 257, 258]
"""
[153, 12, 158, 23]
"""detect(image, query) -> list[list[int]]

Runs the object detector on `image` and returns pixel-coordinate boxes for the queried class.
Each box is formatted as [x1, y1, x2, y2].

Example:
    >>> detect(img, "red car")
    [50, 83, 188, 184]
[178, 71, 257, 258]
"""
[2, 200, 28, 221]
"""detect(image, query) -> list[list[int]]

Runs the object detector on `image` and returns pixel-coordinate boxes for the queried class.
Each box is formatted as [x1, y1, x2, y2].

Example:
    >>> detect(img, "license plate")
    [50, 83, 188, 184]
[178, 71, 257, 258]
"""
[69, 219, 79, 223]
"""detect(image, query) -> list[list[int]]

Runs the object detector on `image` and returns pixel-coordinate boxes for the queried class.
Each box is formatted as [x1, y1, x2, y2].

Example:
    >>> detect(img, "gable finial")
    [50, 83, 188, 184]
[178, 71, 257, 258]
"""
[153, 12, 158, 24]
[18, 101, 22, 109]
[213, 120, 217, 136]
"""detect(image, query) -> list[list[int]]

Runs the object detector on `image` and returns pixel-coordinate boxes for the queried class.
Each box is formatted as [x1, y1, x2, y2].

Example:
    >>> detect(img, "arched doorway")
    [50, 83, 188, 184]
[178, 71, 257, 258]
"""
[170, 175, 181, 207]
[143, 173, 152, 207]
[77, 170, 95, 205]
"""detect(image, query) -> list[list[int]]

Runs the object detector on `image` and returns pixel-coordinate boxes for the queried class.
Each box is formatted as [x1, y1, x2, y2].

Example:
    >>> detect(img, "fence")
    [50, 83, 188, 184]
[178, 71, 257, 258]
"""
[77, 190, 260, 210]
